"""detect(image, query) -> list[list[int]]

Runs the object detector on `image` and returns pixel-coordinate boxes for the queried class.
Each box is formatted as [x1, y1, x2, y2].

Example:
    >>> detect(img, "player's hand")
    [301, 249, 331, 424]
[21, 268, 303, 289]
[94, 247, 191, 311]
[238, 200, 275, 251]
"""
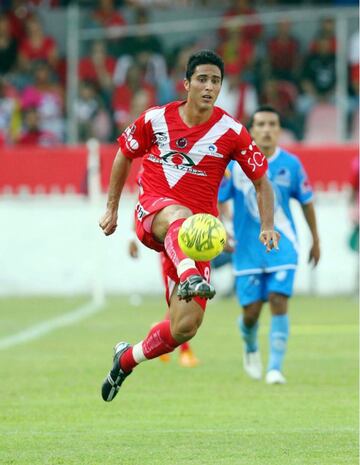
[128, 239, 139, 258]
[308, 240, 320, 267]
[99, 209, 118, 236]
[259, 229, 280, 252]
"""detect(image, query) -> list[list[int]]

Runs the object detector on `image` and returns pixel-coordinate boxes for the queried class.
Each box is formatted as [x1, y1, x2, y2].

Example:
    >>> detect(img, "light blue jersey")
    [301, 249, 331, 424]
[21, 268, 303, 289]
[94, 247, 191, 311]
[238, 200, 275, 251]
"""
[219, 147, 313, 276]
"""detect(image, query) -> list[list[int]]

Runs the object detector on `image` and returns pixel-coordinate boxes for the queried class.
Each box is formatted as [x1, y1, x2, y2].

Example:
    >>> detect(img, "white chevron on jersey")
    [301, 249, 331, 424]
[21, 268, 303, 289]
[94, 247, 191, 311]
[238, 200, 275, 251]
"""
[147, 110, 243, 188]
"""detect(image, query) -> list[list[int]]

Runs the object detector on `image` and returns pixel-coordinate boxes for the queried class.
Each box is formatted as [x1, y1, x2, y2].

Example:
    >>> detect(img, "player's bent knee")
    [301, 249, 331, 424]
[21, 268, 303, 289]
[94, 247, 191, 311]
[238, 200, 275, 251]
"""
[171, 315, 201, 342]
[171, 321, 198, 343]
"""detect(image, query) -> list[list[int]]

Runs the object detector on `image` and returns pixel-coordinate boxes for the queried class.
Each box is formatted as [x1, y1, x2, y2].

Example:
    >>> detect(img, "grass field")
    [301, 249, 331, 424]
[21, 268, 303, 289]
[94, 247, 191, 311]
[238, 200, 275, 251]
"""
[0, 295, 358, 465]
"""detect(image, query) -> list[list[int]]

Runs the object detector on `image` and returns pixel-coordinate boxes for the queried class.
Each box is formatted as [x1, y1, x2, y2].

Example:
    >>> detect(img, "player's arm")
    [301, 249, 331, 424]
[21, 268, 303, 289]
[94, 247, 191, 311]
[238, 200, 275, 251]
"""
[301, 201, 320, 267]
[99, 149, 132, 236]
[233, 126, 279, 251]
[252, 175, 280, 252]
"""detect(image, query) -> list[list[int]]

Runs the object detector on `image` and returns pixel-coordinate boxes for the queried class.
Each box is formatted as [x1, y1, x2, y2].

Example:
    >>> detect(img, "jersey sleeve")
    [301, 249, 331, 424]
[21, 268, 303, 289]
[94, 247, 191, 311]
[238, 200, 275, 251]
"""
[292, 159, 314, 204]
[232, 126, 268, 180]
[218, 162, 234, 203]
[117, 111, 153, 159]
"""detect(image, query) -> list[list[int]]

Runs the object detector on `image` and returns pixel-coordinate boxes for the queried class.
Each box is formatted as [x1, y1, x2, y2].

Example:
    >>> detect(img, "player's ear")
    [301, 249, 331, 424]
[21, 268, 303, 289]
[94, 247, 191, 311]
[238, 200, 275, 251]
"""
[183, 78, 190, 92]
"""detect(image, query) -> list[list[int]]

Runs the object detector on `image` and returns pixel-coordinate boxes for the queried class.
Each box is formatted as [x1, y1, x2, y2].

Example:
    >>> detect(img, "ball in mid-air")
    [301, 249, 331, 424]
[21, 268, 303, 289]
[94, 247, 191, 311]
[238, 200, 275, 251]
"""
[178, 213, 227, 261]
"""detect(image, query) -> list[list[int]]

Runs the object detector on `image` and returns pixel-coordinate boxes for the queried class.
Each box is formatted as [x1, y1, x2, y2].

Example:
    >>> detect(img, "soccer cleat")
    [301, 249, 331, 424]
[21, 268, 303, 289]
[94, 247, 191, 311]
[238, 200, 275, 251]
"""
[177, 275, 216, 302]
[243, 350, 263, 380]
[159, 353, 171, 363]
[179, 349, 199, 368]
[101, 342, 132, 402]
[265, 369, 286, 385]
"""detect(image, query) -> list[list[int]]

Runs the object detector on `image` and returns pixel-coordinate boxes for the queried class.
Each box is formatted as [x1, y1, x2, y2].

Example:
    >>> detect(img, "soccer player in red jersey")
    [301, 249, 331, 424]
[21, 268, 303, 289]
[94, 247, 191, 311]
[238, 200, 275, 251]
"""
[99, 50, 280, 402]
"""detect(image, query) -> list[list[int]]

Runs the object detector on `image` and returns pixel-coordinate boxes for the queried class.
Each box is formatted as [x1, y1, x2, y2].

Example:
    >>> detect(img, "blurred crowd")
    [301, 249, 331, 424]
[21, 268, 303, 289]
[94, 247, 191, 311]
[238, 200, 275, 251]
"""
[0, 0, 358, 146]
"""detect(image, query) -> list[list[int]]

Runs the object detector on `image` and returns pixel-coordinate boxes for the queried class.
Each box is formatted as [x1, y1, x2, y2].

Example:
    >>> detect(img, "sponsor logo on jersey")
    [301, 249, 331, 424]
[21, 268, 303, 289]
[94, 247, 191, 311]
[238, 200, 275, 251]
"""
[198, 143, 223, 158]
[135, 202, 149, 220]
[124, 124, 139, 152]
[148, 151, 206, 176]
[153, 132, 168, 147]
[248, 151, 265, 172]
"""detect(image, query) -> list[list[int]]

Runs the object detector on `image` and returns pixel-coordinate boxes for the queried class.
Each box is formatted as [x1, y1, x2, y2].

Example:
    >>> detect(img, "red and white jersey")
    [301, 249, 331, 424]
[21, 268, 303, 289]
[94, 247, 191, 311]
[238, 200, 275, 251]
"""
[118, 101, 267, 216]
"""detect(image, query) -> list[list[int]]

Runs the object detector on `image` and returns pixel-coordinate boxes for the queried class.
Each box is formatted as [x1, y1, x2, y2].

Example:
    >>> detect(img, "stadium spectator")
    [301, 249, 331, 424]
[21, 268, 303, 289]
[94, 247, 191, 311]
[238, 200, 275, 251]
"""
[79, 40, 116, 103]
[90, 0, 127, 54]
[113, 7, 167, 86]
[216, 68, 258, 125]
[75, 80, 112, 142]
[0, 15, 18, 76]
[17, 107, 59, 145]
[113, 62, 155, 132]
[260, 79, 302, 140]
[20, 61, 64, 140]
[18, 15, 59, 73]
[0, 77, 21, 145]
[265, 19, 301, 83]
[310, 16, 336, 54]
[92, 0, 126, 29]
[219, 0, 263, 43]
[217, 24, 256, 83]
[298, 37, 336, 120]
[99, 50, 278, 402]
[157, 43, 196, 104]
[4, 0, 32, 42]
[219, 106, 320, 384]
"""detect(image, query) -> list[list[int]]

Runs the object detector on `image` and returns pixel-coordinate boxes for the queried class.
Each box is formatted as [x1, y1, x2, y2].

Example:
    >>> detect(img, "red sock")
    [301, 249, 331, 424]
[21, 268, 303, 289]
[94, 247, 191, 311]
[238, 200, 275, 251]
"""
[120, 320, 181, 373]
[164, 218, 200, 281]
[142, 320, 180, 359]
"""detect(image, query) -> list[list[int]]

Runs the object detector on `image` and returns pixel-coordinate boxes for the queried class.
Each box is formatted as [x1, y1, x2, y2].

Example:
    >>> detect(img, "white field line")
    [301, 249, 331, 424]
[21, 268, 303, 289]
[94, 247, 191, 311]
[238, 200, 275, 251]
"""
[0, 300, 104, 351]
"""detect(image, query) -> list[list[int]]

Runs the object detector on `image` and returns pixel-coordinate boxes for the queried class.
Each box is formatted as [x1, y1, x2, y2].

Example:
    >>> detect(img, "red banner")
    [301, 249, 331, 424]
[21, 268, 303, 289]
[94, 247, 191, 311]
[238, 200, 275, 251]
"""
[0, 143, 358, 194]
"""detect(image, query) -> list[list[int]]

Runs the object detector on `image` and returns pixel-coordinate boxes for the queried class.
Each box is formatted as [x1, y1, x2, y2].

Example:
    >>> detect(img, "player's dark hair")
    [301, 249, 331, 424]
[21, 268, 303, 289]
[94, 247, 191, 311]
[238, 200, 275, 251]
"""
[248, 106, 281, 128]
[185, 50, 224, 82]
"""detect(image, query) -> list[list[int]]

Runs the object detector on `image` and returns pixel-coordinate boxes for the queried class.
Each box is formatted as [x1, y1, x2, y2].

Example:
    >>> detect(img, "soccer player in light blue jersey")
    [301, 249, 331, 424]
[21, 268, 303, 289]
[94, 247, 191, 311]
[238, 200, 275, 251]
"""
[219, 106, 320, 384]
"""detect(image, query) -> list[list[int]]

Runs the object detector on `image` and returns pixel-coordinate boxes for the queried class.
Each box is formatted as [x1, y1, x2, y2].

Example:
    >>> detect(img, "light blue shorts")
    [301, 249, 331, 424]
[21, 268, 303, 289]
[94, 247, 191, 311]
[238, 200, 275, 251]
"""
[235, 269, 296, 307]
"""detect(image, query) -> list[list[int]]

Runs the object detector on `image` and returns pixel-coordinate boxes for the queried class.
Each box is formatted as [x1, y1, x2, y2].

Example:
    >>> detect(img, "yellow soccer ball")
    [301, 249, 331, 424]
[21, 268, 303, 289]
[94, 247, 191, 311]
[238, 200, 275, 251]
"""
[178, 213, 227, 261]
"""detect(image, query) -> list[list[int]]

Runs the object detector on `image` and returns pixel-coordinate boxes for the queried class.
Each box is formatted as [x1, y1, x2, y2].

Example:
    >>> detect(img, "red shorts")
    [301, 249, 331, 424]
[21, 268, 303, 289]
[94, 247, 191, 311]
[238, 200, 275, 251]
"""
[135, 195, 211, 310]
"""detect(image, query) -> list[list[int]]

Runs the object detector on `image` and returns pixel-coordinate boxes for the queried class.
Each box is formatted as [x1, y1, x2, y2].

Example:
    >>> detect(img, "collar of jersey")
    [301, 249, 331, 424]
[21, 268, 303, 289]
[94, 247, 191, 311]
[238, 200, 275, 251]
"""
[267, 147, 281, 164]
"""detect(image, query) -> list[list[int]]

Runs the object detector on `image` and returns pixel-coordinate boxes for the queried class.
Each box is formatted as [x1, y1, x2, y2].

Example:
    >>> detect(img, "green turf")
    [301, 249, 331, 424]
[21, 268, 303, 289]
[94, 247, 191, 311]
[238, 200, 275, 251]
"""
[0, 295, 358, 465]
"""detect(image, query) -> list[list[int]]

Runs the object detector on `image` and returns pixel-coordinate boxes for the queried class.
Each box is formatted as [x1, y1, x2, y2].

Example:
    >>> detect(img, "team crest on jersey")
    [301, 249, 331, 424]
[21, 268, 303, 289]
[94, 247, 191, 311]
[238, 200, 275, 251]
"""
[274, 168, 291, 187]
[176, 137, 187, 148]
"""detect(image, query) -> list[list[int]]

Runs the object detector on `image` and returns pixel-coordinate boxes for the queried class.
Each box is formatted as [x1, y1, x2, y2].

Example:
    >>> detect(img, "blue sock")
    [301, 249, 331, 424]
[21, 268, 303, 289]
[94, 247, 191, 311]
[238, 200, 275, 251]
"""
[268, 314, 289, 372]
[238, 316, 259, 353]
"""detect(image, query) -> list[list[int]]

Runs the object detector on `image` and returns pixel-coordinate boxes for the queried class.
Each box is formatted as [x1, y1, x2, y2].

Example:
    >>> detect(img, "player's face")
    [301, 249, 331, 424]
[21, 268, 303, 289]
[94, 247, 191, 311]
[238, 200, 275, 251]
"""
[250, 112, 281, 151]
[184, 64, 222, 110]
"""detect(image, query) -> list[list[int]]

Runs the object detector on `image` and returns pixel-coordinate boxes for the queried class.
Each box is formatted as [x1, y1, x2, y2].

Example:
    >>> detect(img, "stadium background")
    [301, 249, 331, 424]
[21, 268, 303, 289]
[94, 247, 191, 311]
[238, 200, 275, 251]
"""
[0, 2, 358, 465]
